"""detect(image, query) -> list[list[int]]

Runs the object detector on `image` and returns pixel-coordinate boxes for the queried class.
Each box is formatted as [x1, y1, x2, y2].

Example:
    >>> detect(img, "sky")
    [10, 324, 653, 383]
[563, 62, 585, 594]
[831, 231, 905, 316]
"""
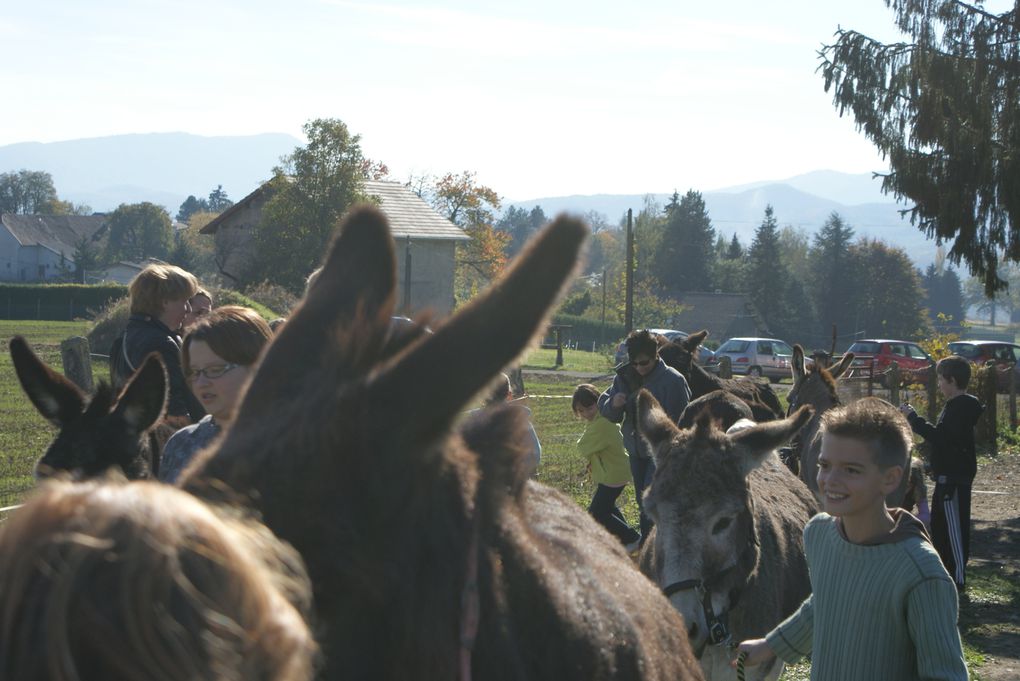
[0, 1, 942, 200]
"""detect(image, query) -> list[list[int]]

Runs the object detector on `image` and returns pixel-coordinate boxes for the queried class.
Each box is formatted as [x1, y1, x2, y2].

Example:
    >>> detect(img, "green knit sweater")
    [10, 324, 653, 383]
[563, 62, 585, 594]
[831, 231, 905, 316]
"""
[576, 415, 631, 486]
[765, 513, 967, 681]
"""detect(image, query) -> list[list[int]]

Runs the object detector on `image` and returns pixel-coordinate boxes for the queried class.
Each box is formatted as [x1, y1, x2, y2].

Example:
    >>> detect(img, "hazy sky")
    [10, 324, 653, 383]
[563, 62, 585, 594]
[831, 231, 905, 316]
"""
[0, 1, 945, 199]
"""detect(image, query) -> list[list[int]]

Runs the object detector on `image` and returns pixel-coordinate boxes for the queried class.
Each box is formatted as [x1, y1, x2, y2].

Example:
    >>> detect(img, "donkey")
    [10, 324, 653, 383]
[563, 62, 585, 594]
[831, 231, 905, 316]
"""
[180, 207, 704, 681]
[9, 336, 171, 479]
[787, 344, 910, 508]
[637, 395, 817, 681]
[658, 330, 784, 422]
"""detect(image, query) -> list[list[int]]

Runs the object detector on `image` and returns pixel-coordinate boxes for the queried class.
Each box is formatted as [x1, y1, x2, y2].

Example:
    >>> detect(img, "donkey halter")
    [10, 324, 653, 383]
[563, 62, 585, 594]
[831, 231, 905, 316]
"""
[660, 494, 760, 648]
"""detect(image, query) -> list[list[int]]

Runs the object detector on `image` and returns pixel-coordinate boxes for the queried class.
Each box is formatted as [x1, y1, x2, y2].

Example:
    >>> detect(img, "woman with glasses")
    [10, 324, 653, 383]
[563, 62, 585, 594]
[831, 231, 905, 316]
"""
[598, 329, 691, 545]
[159, 306, 272, 483]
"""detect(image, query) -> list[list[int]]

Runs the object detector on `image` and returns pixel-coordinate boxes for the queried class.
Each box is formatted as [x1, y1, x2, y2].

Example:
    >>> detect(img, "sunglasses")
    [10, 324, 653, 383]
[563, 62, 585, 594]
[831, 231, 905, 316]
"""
[185, 363, 240, 382]
[630, 358, 653, 368]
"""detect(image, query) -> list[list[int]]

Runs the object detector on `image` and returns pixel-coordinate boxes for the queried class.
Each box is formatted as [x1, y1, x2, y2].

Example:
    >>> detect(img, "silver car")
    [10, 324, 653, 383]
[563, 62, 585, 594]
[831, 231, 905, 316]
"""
[704, 337, 794, 382]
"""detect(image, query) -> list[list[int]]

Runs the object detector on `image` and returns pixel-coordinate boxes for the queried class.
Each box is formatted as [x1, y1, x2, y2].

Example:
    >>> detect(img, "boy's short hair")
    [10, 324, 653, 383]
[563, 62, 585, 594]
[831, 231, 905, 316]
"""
[572, 383, 600, 415]
[183, 305, 273, 371]
[625, 329, 659, 360]
[0, 477, 316, 681]
[129, 263, 199, 316]
[191, 288, 213, 305]
[937, 355, 971, 390]
[820, 397, 912, 471]
[485, 373, 513, 406]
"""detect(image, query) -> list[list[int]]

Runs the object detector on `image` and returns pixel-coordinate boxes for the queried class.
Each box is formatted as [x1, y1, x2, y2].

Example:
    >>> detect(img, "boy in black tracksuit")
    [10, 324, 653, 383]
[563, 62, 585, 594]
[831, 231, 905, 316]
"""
[901, 355, 984, 592]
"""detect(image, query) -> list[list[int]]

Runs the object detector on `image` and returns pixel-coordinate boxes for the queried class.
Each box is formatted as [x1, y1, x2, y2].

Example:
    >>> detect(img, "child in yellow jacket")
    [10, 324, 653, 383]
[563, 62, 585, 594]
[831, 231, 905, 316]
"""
[573, 384, 640, 551]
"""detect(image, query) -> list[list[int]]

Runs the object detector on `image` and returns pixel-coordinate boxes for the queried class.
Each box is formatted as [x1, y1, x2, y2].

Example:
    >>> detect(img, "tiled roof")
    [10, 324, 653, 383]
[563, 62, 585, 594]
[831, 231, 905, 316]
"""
[201, 179, 468, 241]
[1, 214, 107, 256]
[364, 180, 468, 241]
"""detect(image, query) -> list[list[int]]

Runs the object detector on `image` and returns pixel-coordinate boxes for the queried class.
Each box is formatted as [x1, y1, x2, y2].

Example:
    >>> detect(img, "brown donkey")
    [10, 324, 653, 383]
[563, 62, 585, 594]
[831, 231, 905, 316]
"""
[181, 207, 703, 681]
[658, 330, 784, 422]
[637, 397, 817, 681]
[10, 337, 170, 479]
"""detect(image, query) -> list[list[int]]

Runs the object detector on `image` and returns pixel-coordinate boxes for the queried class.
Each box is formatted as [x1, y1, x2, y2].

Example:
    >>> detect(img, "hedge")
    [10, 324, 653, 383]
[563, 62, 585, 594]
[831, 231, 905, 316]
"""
[548, 313, 626, 351]
[0, 284, 128, 321]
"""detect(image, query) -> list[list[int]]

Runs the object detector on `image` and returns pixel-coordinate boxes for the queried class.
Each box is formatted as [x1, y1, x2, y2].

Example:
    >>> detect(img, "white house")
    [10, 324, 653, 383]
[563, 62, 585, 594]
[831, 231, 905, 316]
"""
[0, 214, 107, 282]
[201, 179, 469, 317]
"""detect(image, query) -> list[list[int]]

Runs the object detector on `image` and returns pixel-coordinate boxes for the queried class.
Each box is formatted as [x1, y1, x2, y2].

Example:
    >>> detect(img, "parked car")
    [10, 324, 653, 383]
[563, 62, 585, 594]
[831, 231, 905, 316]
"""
[612, 329, 713, 366]
[947, 340, 1020, 391]
[845, 339, 933, 386]
[704, 337, 794, 382]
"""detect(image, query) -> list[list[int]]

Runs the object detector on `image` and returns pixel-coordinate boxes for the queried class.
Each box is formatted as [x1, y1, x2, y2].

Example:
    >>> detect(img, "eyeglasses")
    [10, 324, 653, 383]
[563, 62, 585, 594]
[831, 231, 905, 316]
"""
[186, 363, 240, 382]
[631, 358, 653, 368]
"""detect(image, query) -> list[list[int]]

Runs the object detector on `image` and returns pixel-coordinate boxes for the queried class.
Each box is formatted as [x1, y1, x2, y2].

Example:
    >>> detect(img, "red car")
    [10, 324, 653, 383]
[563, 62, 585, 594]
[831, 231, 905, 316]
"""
[947, 340, 1020, 391]
[845, 339, 933, 387]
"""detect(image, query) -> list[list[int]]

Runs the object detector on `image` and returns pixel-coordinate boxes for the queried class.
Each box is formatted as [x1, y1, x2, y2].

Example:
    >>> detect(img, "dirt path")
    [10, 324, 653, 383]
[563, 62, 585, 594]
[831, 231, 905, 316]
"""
[963, 451, 1020, 680]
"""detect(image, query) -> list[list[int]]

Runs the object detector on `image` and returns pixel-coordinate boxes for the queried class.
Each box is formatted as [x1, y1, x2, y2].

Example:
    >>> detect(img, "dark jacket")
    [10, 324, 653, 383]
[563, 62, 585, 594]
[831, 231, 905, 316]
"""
[907, 393, 983, 482]
[598, 358, 690, 457]
[115, 314, 205, 422]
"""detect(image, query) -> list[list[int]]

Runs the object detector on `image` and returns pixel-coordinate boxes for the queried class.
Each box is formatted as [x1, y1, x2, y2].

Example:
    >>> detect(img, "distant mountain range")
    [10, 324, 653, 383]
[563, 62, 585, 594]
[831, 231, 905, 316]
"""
[0, 132, 301, 215]
[0, 133, 944, 266]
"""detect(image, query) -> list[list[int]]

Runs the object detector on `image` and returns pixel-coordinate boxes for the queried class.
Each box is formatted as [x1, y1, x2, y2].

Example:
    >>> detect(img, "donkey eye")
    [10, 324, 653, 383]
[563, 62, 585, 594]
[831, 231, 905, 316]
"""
[712, 517, 732, 534]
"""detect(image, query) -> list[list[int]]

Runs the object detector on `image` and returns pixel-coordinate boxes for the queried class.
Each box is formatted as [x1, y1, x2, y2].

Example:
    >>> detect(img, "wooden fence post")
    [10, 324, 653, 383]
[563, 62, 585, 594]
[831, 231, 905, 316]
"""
[60, 336, 93, 393]
[719, 355, 732, 379]
[976, 362, 998, 456]
[888, 361, 900, 405]
[1010, 362, 1017, 431]
[507, 366, 526, 398]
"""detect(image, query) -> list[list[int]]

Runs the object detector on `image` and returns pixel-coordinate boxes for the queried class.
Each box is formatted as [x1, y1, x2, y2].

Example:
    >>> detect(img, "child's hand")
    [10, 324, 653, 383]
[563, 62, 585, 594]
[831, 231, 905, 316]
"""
[899, 402, 916, 418]
[731, 639, 775, 668]
[611, 393, 627, 409]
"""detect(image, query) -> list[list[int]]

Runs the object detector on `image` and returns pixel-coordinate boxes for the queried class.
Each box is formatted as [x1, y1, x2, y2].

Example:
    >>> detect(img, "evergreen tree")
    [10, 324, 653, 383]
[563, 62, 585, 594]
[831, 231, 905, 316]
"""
[819, 1, 1020, 294]
[809, 212, 856, 342]
[176, 195, 208, 223]
[725, 233, 743, 260]
[745, 205, 792, 334]
[922, 264, 966, 334]
[207, 185, 233, 212]
[850, 239, 929, 340]
[650, 189, 715, 294]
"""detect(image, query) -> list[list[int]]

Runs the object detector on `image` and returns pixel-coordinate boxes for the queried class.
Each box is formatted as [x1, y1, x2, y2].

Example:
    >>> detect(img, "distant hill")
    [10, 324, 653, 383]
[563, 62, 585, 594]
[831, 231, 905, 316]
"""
[505, 170, 943, 268]
[0, 132, 301, 214]
[0, 137, 943, 267]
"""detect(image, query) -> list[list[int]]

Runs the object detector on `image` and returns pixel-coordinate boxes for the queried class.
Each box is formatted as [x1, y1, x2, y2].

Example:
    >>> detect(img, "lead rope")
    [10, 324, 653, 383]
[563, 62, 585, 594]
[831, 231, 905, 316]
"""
[736, 651, 747, 681]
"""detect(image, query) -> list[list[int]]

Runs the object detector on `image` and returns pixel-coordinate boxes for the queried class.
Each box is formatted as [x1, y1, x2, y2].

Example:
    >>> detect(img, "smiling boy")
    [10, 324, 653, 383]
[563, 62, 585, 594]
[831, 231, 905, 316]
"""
[734, 398, 967, 680]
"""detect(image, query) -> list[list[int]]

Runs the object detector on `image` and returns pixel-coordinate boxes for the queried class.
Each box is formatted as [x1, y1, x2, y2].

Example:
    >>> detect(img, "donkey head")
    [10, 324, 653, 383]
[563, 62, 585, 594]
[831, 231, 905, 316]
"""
[637, 389, 812, 654]
[10, 337, 167, 480]
[181, 206, 587, 676]
[787, 344, 854, 491]
[659, 329, 708, 379]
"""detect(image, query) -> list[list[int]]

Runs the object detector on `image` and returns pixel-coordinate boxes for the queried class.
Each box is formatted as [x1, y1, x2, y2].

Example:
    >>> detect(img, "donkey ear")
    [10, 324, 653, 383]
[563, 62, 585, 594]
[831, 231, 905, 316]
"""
[232, 205, 396, 426]
[829, 352, 855, 379]
[372, 215, 586, 449]
[112, 352, 167, 434]
[792, 344, 805, 380]
[636, 389, 679, 465]
[684, 330, 708, 351]
[730, 405, 814, 476]
[9, 335, 85, 426]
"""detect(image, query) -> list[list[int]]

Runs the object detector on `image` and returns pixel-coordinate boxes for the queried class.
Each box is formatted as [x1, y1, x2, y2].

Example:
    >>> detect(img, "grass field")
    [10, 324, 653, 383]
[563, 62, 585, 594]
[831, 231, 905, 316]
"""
[0, 321, 87, 506]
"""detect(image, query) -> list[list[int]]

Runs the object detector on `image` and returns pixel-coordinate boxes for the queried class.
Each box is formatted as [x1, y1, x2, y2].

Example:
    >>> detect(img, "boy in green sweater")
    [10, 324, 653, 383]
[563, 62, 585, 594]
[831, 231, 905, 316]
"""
[734, 398, 967, 680]
[573, 384, 641, 552]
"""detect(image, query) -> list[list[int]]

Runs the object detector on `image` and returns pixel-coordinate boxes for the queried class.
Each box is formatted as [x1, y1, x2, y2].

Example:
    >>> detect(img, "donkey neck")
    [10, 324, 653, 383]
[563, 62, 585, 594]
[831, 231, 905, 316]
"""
[689, 362, 723, 397]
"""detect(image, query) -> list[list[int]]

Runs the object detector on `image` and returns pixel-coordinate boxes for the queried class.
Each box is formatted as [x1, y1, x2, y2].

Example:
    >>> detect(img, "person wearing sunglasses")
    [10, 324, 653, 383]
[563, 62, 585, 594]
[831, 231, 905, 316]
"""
[598, 329, 690, 545]
[159, 306, 273, 483]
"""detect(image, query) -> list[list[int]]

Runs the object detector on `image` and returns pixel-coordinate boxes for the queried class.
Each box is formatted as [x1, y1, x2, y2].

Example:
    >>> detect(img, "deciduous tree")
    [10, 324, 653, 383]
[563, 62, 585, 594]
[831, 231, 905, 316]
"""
[248, 118, 383, 290]
[105, 202, 174, 263]
[0, 170, 59, 214]
[819, 0, 1020, 294]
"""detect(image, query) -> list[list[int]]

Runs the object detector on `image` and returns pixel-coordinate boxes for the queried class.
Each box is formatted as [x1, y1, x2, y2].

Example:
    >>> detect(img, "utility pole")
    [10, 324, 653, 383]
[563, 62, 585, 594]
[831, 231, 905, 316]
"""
[403, 236, 412, 315]
[601, 267, 607, 346]
[625, 208, 634, 333]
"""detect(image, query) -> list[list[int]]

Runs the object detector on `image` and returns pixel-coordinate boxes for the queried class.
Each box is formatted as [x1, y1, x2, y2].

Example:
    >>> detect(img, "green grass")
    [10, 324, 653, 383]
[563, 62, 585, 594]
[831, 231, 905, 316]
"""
[521, 347, 614, 374]
[0, 321, 76, 505]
